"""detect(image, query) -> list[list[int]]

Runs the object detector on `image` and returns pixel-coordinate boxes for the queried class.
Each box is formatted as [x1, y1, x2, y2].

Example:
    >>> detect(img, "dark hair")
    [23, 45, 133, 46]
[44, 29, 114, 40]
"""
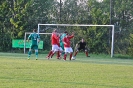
[33, 29, 37, 32]
[64, 31, 68, 35]
[53, 29, 57, 32]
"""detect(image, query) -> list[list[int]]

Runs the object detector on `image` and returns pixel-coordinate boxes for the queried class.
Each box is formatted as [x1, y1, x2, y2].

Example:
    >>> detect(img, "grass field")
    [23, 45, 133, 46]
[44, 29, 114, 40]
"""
[0, 52, 133, 88]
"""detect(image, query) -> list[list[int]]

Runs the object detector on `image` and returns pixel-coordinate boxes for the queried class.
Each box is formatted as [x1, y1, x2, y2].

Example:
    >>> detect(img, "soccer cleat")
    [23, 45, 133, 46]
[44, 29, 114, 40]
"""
[87, 56, 90, 57]
[72, 56, 76, 60]
[46, 56, 50, 59]
[59, 56, 62, 59]
[57, 56, 62, 60]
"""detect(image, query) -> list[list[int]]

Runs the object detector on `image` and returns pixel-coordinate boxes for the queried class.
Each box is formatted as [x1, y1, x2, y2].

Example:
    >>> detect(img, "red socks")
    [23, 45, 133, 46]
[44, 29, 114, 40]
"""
[64, 54, 67, 60]
[85, 51, 88, 57]
[57, 51, 60, 59]
[70, 53, 73, 60]
[74, 51, 78, 57]
[47, 51, 53, 57]
[64, 53, 73, 60]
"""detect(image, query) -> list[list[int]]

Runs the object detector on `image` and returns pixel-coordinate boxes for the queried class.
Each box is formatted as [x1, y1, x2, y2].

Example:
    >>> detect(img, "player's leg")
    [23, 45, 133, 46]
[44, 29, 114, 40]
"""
[58, 47, 63, 59]
[28, 45, 33, 60]
[28, 48, 31, 60]
[50, 51, 55, 58]
[69, 47, 73, 60]
[60, 46, 64, 56]
[47, 50, 53, 59]
[57, 50, 60, 59]
[50, 48, 61, 59]
[85, 48, 90, 57]
[34, 45, 39, 60]
[46, 45, 55, 59]
[74, 47, 80, 56]
[53, 45, 60, 59]
[60, 43, 65, 55]
[35, 49, 38, 60]
[64, 47, 68, 61]
[72, 47, 80, 59]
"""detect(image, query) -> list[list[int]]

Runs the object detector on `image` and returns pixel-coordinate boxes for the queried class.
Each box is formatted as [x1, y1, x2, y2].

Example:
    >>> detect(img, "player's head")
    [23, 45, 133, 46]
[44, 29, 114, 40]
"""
[81, 38, 84, 42]
[53, 29, 57, 33]
[33, 29, 37, 33]
[56, 33, 60, 37]
[64, 31, 68, 35]
[65, 32, 69, 37]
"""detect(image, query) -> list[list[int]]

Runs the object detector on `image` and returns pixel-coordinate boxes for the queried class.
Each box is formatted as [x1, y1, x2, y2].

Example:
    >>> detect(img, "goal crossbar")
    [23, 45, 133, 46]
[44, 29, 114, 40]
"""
[38, 24, 115, 58]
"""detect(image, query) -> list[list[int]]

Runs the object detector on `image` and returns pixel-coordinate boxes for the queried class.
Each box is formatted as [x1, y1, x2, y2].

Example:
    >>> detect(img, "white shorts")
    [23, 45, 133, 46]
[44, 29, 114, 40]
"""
[52, 45, 60, 52]
[59, 47, 63, 51]
[64, 47, 73, 53]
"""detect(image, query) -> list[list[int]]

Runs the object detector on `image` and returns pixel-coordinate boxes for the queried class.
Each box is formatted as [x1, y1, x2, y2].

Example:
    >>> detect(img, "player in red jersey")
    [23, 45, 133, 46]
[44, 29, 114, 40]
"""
[63, 32, 74, 61]
[46, 29, 60, 59]
[50, 33, 63, 59]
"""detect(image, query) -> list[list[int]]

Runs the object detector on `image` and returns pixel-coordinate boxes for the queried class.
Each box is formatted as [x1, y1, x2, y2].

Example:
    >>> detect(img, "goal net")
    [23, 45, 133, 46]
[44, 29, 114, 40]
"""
[37, 24, 114, 58]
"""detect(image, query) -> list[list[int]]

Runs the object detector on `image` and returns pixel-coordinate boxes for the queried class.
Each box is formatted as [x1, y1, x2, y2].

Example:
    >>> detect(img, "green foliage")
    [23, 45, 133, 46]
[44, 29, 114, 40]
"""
[9, 0, 33, 39]
[0, 0, 133, 56]
[128, 34, 133, 56]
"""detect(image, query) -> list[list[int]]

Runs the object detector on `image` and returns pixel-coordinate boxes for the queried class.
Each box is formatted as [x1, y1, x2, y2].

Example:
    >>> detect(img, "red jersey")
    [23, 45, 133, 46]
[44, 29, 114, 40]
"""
[57, 37, 60, 47]
[51, 32, 59, 45]
[63, 35, 74, 47]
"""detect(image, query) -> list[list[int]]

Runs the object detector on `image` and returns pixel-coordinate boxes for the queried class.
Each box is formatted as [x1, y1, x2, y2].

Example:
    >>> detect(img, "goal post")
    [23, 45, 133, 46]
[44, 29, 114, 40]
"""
[38, 24, 115, 58]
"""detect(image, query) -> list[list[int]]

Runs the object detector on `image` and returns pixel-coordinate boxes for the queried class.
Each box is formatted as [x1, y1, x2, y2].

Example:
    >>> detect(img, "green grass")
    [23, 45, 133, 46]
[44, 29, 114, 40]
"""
[0, 53, 133, 88]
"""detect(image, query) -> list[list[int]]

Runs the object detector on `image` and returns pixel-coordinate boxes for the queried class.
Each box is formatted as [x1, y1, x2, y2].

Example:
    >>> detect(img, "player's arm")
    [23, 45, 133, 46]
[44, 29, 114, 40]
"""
[37, 34, 40, 43]
[63, 38, 67, 45]
[76, 43, 78, 48]
[38, 39, 40, 43]
[75, 42, 79, 50]
[85, 42, 90, 51]
[27, 34, 31, 42]
[85, 42, 87, 48]
[74, 40, 80, 50]
[53, 33, 59, 39]
[68, 32, 74, 39]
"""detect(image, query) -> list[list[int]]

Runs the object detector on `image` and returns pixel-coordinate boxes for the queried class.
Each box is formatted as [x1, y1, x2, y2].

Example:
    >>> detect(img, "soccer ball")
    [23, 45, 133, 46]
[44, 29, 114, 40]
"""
[72, 56, 76, 60]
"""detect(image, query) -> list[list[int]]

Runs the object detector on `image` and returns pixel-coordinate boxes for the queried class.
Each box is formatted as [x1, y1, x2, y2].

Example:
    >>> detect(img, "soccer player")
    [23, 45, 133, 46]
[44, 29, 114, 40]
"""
[50, 33, 63, 59]
[46, 29, 60, 59]
[60, 31, 68, 52]
[72, 38, 90, 60]
[27, 29, 40, 60]
[63, 32, 74, 61]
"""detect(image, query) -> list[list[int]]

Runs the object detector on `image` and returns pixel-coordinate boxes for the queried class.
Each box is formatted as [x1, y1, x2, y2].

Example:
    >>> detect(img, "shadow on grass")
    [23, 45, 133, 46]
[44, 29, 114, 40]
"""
[114, 54, 133, 59]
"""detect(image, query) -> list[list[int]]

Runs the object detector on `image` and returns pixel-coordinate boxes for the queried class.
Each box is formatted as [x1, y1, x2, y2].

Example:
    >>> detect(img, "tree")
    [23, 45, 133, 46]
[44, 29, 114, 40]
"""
[9, 0, 33, 38]
[0, 0, 13, 51]
[111, 0, 133, 54]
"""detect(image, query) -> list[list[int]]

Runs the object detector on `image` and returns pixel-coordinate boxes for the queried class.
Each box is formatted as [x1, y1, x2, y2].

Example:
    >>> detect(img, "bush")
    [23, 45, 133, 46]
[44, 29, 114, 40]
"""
[128, 34, 133, 56]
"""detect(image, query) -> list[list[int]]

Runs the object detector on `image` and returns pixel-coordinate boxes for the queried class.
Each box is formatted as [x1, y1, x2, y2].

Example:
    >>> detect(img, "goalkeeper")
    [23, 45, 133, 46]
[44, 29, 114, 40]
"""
[72, 38, 90, 59]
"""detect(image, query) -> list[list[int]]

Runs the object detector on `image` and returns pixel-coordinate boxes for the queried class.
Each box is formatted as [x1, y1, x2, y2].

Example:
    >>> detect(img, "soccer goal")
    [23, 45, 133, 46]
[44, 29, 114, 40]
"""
[38, 24, 115, 58]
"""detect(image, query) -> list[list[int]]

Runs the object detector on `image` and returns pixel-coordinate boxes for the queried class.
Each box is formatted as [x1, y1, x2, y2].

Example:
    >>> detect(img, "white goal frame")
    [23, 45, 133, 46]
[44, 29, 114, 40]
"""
[24, 32, 52, 54]
[38, 24, 115, 58]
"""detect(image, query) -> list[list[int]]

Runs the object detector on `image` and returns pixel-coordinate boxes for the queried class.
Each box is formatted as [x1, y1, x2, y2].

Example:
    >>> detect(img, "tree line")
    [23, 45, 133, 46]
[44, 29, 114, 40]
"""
[0, 0, 133, 56]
